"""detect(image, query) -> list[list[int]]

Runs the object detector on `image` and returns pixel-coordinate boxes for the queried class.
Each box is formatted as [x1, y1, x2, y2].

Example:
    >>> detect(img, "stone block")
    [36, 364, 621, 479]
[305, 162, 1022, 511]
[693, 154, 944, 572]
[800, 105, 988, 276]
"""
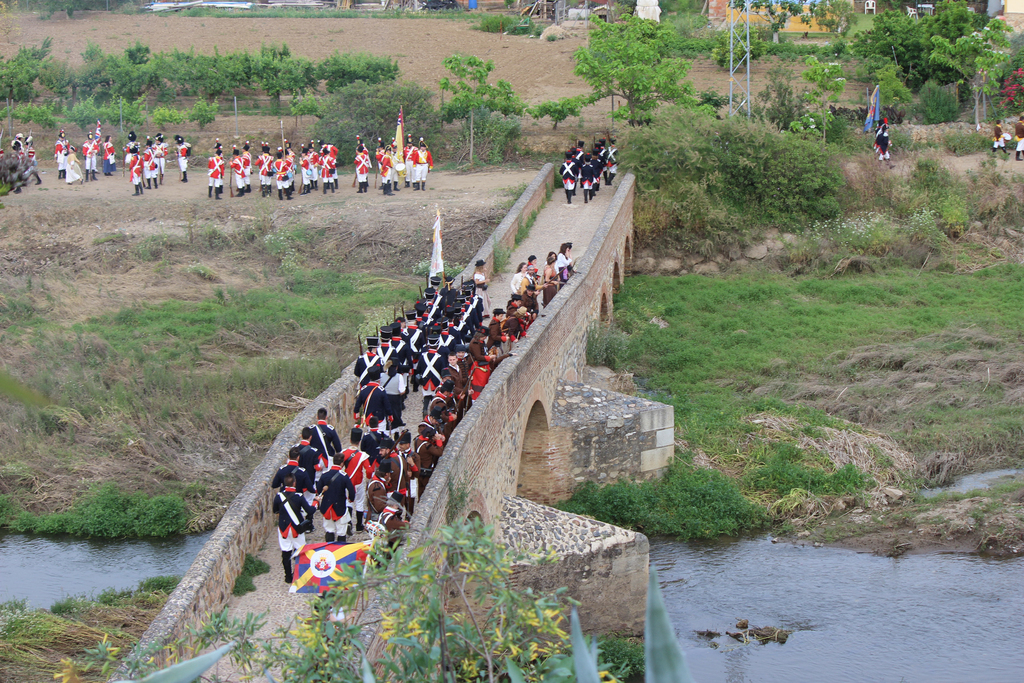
[606, 416, 624, 429]
[655, 427, 674, 448]
[640, 406, 673, 433]
[641, 445, 673, 472]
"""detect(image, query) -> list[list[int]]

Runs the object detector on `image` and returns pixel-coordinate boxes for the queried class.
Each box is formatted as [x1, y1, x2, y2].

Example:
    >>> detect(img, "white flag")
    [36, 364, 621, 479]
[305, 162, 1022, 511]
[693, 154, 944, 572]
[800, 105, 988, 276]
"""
[428, 213, 444, 277]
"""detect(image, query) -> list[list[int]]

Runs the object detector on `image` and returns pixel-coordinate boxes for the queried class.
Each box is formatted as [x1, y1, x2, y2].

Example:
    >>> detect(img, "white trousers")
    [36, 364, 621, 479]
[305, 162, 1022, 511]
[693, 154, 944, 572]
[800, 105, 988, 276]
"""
[277, 530, 306, 552]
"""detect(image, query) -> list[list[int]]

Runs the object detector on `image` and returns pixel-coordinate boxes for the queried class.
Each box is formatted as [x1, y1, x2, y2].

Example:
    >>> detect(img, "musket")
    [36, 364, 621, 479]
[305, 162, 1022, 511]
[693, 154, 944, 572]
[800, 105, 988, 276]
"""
[358, 337, 364, 357]
[419, 286, 423, 299]
[229, 166, 234, 198]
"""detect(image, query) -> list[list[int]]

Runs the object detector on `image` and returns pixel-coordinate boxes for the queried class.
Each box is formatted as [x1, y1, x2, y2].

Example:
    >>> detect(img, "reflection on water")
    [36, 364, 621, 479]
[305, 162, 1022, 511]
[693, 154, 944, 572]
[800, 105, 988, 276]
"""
[652, 535, 1023, 683]
[920, 468, 1024, 498]
[0, 531, 212, 608]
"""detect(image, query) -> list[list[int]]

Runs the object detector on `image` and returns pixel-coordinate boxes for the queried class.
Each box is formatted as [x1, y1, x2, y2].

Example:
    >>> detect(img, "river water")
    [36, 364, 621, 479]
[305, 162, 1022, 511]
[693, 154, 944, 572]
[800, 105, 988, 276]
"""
[653, 535, 1024, 683]
[0, 531, 212, 608]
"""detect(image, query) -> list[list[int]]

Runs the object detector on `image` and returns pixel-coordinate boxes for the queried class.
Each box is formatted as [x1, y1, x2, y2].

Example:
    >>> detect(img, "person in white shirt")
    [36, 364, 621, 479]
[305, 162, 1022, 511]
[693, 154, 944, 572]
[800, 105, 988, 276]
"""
[510, 262, 527, 295]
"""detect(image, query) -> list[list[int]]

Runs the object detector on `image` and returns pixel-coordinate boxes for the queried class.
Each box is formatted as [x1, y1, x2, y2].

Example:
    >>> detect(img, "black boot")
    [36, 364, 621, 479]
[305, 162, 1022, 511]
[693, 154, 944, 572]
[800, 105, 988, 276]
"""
[323, 182, 328, 194]
[330, 180, 335, 194]
[405, 178, 410, 188]
[182, 171, 188, 183]
[133, 185, 140, 196]
[92, 170, 98, 181]
[609, 173, 616, 184]
[138, 182, 144, 195]
[282, 551, 293, 584]
[565, 189, 572, 204]
[356, 510, 365, 532]
[286, 188, 293, 200]
[584, 188, 588, 203]
[278, 189, 284, 200]
[324, 532, 335, 543]
[215, 186, 222, 200]
[151, 178, 157, 189]
[208, 186, 213, 198]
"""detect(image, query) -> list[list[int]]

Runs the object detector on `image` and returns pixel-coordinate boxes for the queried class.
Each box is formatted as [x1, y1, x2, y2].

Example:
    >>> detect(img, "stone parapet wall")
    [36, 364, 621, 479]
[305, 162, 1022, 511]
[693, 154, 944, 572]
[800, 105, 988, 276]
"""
[501, 496, 648, 635]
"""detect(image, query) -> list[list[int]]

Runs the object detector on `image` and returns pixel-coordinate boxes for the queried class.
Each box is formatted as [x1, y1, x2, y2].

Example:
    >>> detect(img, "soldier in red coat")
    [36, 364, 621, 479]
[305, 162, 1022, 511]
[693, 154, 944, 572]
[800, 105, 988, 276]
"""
[208, 144, 225, 200]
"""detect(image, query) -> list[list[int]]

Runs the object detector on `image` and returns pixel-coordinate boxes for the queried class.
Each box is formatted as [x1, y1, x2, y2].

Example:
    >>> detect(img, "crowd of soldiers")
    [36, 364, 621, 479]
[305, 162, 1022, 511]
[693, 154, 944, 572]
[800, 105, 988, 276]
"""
[203, 133, 434, 201]
[270, 254, 576, 584]
[559, 137, 617, 205]
[9, 125, 434, 201]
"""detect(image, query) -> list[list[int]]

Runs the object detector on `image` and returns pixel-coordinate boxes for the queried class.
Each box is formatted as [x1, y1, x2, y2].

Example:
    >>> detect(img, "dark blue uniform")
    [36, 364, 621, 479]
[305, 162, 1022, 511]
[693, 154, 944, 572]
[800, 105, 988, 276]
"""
[309, 420, 342, 460]
[354, 381, 393, 426]
[271, 461, 314, 495]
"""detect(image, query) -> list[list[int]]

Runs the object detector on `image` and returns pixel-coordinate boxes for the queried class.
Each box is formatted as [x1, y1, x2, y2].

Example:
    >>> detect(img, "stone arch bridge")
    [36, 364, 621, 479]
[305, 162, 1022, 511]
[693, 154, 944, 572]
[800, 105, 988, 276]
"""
[126, 166, 673, 669]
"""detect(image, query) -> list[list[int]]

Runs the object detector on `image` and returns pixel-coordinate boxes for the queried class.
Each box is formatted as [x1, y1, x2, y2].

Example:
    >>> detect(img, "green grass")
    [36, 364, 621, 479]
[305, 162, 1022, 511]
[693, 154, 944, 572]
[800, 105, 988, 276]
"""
[614, 268, 1024, 452]
[0, 269, 418, 527]
[848, 13, 875, 37]
[232, 554, 271, 596]
[558, 459, 769, 539]
[566, 266, 1024, 534]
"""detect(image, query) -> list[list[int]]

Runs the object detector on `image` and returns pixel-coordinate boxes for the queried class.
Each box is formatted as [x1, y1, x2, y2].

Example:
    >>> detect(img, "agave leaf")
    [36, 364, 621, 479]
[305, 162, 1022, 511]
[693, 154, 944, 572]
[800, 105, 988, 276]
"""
[505, 658, 528, 683]
[0, 370, 48, 406]
[113, 642, 234, 683]
[360, 656, 377, 683]
[570, 609, 602, 683]
[645, 568, 695, 683]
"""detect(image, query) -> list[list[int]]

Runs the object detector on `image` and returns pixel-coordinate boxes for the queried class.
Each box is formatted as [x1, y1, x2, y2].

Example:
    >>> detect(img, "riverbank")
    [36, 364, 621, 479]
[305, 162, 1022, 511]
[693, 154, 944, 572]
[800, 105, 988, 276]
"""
[0, 576, 180, 683]
[782, 472, 1024, 557]
[566, 267, 1024, 554]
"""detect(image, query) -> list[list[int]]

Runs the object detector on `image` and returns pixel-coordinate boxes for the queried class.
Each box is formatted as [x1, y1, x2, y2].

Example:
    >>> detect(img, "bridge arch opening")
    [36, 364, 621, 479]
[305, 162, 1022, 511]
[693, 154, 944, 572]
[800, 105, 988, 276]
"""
[515, 401, 571, 505]
[600, 293, 610, 322]
[613, 261, 621, 293]
[625, 236, 632, 262]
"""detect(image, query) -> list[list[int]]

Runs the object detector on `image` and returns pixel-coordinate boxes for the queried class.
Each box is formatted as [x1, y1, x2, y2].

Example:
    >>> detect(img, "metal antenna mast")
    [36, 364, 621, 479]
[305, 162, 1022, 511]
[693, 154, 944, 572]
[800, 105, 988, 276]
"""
[728, 0, 752, 117]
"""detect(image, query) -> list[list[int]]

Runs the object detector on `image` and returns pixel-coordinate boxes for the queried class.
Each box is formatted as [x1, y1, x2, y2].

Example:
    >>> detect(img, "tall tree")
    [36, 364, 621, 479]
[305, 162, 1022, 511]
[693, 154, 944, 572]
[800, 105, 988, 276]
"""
[930, 19, 1010, 127]
[573, 16, 697, 127]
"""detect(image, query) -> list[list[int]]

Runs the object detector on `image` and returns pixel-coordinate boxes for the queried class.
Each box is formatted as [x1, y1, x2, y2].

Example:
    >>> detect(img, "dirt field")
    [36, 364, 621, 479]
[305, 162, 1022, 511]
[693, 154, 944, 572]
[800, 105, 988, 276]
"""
[0, 11, 870, 146]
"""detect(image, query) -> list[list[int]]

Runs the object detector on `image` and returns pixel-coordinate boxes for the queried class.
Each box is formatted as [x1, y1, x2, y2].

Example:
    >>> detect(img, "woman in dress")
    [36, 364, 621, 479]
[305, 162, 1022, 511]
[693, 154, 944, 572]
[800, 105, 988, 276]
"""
[64, 146, 83, 185]
[555, 242, 574, 283]
[510, 262, 527, 296]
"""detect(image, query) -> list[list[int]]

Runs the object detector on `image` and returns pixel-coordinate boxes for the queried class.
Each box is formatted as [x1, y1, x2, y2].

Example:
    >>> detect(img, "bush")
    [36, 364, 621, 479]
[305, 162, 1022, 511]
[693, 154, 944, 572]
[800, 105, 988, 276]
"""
[316, 52, 399, 93]
[753, 64, 806, 130]
[942, 130, 990, 156]
[623, 110, 842, 247]
[744, 443, 869, 495]
[189, 100, 218, 130]
[558, 459, 769, 539]
[920, 80, 960, 124]
[138, 575, 181, 594]
[477, 14, 534, 35]
[712, 29, 768, 68]
[599, 635, 646, 679]
[151, 105, 186, 128]
[8, 483, 187, 538]
[456, 108, 522, 164]
[313, 80, 440, 150]
[586, 321, 630, 370]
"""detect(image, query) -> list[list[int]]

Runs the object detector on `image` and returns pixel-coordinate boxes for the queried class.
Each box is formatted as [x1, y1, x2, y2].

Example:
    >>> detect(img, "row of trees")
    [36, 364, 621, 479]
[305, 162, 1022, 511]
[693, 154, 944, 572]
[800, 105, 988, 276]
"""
[0, 39, 399, 114]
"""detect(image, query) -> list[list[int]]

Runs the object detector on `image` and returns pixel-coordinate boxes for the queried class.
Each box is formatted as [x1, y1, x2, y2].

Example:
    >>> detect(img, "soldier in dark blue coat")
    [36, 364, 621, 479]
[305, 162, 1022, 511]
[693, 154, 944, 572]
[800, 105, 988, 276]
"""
[271, 447, 315, 497]
[360, 415, 385, 464]
[316, 454, 356, 543]
[295, 427, 322, 498]
[354, 336, 383, 386]
[354, 367, 393, 428]
[309, 407, 343, 463]
[273, 472, 316, 584]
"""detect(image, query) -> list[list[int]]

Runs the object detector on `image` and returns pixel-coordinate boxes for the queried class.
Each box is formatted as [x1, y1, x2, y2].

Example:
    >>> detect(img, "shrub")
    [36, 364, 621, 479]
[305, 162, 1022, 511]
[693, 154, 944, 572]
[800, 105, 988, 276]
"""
[919, 80, 960, 124]
[753, 64, 806, 130]
[189, 100, 218, 130]
[874, 64, 913, 106]
[712, 29, 768, 68]
[477, 14, 534, 35]
[8, 483, 187, 538]
[942, 130, 990, 156]
[528, 94, 592, 130]
[316, 52, 399, 93]
[558, 459, 769, 539]
[599, 635, 646, 679]
[456, 108, 522, 164]
[586, 321, 630, 370]
[138, 575, 181, 594]
[624, 110, 842, 247]
[744, 443, 870, 495]
[313, 80, 440, 149]
[151, 106, 186, 128]
[939, 194, 968, 237]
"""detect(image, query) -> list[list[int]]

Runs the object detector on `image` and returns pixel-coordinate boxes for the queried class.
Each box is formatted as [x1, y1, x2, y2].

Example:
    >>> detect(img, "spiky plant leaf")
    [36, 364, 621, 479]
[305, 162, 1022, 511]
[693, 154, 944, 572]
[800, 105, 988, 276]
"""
[570, 608, 602, 683]
[113, 642, 234, 683]
[645, 568, 695, 683]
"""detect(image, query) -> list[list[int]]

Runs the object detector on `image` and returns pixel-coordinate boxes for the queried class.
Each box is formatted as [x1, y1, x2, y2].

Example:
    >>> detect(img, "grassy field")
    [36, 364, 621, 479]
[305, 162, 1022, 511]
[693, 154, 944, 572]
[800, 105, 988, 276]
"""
[569, 266, 1024, 538]
[0, 266, 418, 532]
